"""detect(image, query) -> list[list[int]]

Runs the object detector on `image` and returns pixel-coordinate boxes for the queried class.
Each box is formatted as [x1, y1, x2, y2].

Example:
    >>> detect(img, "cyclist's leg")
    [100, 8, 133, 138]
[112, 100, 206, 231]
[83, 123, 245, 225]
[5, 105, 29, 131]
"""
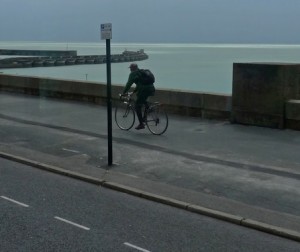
[136, 87, 155, 127]
[135, 94, 147, 127]
[143, 87, 155, 120]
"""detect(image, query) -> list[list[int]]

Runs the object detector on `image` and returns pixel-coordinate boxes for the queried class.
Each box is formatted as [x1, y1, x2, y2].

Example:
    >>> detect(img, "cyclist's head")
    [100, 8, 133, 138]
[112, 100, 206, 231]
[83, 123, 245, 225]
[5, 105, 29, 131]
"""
[129, 63, 138, 71]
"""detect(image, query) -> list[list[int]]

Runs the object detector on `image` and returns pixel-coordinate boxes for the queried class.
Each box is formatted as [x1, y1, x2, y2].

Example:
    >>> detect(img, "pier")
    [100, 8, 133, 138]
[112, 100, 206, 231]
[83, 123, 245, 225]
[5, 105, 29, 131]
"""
[0, 49, 148, 69]
[0, 49, 77, 57]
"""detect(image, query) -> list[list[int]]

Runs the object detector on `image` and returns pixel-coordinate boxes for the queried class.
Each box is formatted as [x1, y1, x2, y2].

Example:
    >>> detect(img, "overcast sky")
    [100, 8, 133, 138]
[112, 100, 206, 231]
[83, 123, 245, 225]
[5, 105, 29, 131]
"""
[1, 0, 300, 44]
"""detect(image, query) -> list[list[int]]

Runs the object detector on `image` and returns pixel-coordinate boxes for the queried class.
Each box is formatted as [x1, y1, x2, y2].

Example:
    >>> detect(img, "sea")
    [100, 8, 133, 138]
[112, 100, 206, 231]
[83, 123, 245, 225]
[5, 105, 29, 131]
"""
[1, 41, 300, 94]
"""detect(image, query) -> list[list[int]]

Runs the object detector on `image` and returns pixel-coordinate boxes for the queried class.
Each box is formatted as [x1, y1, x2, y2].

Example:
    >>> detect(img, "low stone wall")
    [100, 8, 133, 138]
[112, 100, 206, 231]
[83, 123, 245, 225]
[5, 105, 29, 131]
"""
[0, 74, 231, 120]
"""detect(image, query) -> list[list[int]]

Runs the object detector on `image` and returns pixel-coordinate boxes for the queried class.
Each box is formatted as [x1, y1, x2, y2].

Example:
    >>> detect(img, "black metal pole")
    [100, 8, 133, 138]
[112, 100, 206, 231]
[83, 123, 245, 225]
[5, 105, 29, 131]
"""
[106, 39, 113, 166]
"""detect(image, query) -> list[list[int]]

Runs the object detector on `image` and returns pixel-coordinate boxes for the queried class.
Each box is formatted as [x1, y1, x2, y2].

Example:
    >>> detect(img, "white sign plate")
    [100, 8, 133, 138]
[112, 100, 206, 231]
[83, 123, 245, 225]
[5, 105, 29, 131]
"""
[101, 23, 112, 40]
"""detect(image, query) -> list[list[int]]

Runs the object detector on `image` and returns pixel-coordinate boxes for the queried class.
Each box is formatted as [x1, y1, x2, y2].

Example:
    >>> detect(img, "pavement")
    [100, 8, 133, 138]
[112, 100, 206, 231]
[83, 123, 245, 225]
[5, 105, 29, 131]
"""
[0, 92, 300, 242]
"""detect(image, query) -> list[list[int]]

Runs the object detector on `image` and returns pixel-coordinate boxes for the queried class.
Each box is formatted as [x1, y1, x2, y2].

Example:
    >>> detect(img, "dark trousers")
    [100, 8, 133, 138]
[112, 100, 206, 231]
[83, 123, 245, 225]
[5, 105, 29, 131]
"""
[135, 91, 153, 124]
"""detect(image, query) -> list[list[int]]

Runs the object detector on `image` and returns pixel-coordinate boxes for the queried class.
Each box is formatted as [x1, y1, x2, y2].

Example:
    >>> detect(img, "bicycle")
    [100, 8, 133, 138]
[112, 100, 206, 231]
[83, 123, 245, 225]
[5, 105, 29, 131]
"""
[115, 92, 169, 135]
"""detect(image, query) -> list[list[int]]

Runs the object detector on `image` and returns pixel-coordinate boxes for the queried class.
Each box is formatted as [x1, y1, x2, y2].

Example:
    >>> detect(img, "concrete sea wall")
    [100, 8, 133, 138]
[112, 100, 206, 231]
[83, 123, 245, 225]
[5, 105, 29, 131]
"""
[0, 74, 231, 120]
[1, 69, 300, 131]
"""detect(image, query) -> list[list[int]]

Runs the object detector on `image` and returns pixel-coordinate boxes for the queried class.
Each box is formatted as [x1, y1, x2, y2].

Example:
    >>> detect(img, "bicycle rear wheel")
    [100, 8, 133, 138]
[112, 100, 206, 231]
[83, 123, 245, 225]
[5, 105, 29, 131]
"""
[115, 102, 135, 130]
[145, 105, 168, 135]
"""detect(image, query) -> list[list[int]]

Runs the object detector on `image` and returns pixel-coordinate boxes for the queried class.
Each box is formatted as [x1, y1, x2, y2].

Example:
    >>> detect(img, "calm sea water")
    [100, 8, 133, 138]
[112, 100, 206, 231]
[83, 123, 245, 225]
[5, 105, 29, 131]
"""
[1, 41, 300, 94]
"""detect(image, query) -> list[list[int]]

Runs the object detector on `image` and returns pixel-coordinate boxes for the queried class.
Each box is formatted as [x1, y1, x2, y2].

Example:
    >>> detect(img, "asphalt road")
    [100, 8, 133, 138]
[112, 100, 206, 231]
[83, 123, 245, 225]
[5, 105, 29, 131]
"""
[1, 158, 299, 252]
[0, 109, 299, 218]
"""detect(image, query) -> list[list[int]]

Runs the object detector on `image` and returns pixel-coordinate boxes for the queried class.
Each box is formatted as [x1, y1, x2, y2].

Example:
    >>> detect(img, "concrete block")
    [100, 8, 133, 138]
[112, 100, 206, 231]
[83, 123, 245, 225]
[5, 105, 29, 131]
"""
[285, 100, 300, 120]
[232, 63, 300, 129]
[285, 100, 300, 130]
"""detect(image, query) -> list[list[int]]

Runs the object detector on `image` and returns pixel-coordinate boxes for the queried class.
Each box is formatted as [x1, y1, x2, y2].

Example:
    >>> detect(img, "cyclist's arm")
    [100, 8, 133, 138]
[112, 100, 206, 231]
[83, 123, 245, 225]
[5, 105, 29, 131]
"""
[123, 72, 136, 94]
[124, 70, 142, 94]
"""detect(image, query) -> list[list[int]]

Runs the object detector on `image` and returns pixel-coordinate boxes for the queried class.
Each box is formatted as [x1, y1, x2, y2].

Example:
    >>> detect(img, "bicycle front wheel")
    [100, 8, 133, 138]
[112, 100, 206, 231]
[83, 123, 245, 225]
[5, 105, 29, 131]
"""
[145, 106, 168, 135]
[115, 102, 135, 130]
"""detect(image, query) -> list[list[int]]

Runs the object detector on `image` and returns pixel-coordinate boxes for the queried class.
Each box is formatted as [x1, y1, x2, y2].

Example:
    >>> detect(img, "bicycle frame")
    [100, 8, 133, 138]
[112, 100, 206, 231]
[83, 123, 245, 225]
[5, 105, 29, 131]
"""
[116, 92, 168, 135]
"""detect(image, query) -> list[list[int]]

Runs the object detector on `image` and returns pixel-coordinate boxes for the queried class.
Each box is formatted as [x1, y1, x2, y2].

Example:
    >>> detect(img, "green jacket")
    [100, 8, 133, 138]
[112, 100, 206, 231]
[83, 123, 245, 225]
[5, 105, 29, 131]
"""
[123, 69, 155, 94]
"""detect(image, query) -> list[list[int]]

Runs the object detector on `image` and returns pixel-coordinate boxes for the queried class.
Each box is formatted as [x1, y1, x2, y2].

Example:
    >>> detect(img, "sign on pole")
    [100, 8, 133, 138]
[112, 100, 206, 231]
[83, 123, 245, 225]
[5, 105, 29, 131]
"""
[101, 23, 112, 40]
[101, 23, 113, 166]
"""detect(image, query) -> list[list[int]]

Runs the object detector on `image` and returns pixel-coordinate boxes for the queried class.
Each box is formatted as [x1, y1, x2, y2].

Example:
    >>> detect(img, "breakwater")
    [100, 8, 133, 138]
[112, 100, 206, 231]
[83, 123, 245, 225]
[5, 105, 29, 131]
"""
[0, 49, 77, 57]
[0, 49, 148, 69]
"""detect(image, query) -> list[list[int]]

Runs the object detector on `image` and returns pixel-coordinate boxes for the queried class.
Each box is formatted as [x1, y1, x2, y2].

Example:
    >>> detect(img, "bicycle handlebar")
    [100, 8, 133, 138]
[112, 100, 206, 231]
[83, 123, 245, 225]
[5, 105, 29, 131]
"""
[120, 92, 133, 96]
[119, 92, 133, 102]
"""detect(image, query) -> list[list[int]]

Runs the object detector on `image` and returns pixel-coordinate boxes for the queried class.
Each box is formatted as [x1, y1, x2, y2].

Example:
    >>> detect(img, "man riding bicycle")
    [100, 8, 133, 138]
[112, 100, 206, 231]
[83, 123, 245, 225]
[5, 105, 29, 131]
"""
[123, 63, 155, 130]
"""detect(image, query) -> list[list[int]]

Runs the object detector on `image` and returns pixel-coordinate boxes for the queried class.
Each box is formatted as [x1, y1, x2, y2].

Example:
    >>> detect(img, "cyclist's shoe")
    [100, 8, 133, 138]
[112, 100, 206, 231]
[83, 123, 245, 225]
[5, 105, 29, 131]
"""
[135, 123, 145, 130]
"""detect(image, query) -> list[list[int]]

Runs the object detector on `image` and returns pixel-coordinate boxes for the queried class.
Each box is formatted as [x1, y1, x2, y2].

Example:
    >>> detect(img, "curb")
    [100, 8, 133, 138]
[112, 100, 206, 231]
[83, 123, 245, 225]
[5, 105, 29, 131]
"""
[0, 151, 104, 186]
[1, 151, 300, 243]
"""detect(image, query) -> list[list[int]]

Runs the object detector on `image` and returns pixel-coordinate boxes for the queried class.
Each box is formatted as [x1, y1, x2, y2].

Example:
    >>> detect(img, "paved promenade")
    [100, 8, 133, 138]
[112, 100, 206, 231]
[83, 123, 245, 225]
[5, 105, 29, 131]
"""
[0, 92, 300, 241]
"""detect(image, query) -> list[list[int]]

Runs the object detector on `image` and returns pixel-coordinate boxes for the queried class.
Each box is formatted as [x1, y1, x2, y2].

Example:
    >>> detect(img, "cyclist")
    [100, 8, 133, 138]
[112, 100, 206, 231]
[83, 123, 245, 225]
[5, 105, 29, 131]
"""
[123, 63, 155, 130]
